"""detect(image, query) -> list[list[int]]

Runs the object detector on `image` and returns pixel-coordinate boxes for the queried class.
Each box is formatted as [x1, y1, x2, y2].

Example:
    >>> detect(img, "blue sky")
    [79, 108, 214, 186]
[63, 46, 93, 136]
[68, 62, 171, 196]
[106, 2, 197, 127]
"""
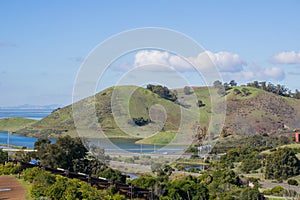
[0, 0, 300, 106]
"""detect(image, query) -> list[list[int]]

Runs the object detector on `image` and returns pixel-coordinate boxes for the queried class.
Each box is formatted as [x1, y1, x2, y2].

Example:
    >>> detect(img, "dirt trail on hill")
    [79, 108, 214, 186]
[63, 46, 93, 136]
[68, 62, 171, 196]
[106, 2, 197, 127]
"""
[0, 176, 26, 200]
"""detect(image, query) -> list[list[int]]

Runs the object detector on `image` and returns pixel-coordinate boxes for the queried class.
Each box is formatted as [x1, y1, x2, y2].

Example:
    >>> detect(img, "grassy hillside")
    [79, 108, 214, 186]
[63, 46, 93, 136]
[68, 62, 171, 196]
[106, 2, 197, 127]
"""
[14, 85, 300, 145]
[15, 86, 184, 139]
[0, 118, 37, 132]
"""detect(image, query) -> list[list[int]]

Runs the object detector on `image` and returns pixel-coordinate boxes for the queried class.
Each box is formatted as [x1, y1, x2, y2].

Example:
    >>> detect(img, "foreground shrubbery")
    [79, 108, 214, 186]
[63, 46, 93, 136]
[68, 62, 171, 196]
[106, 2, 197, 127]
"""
[0, 162, 20, 175]
[22, 167, 126, 200]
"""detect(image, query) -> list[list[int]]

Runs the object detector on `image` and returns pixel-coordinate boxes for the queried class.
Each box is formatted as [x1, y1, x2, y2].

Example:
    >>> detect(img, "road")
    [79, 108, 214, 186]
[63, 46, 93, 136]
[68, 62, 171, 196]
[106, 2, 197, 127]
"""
[259, 181, 300, 193]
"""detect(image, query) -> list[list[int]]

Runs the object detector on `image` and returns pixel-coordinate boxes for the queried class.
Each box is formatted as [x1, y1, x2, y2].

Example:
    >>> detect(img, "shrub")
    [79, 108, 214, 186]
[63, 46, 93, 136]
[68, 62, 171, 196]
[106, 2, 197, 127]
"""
[287, 179, 298, 186]
[0, 162, 21, 175]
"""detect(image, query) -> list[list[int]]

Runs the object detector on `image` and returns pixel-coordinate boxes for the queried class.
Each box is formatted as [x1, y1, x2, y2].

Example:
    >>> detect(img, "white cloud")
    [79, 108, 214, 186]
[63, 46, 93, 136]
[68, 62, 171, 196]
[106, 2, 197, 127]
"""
[222, 66, 285, 82]
[129, 50, 285, 82]
[133, 50, 246, 73]
[200, 51, 246, 72]
[271, 51, 300, 64]
[133, 50, 191, 71]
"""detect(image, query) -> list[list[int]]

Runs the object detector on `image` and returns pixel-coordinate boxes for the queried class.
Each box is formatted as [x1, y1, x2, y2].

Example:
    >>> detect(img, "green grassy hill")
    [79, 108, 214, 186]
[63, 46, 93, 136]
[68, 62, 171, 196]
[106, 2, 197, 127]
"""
[15, 86, 184, 139]
[11, 85, 300, 145]
[0, 118, 37, 132]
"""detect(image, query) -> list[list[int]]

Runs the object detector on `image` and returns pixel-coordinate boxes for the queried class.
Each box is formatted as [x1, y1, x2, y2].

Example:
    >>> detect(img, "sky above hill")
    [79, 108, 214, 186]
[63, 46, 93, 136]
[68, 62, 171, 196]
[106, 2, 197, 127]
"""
[0, 0, 300, 106]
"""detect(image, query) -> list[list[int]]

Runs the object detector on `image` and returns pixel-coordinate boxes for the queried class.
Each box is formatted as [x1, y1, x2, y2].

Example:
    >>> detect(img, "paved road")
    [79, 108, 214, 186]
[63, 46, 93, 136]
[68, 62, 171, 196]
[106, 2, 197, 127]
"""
[259, 181, 300, 193]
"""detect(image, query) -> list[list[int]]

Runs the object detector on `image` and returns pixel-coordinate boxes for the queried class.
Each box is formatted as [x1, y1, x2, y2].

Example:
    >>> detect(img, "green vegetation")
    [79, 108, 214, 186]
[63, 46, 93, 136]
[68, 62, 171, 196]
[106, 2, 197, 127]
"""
[16, 177, 34, 200]
[0, 148, 8, 164]
[0, 117, 36, 132]
[11, 83, 300, 147]
[213, 134, 292, 154]
[0, 162, 21, 175]
[287, 179, 299, 186]
[15, 86, 183, 139]
[22, 167, 126, 200]
[135, 132, 176, 145]
[132, 117, 151, 126]
[146, 84, 177, 102]
[265, 148, 300, 180]
[130, 168, 264, 199]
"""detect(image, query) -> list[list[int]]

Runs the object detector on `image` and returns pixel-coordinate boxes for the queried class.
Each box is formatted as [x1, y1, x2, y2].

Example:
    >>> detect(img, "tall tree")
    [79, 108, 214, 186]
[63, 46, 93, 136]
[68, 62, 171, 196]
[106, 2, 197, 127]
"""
[40, 136, 88, 170]
[0, 149, 8, 164]
[229, 80, 237, 86]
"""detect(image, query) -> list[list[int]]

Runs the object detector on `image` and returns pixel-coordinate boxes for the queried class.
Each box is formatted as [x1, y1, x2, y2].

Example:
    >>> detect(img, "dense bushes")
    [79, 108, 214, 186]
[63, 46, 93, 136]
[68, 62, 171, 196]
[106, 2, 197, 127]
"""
[0, 162, 20, 175]
[22, 167, 126, 200]
[287, 179, 299, 186]
[265, 148, 300, 180]
[130, 169, 265, 199]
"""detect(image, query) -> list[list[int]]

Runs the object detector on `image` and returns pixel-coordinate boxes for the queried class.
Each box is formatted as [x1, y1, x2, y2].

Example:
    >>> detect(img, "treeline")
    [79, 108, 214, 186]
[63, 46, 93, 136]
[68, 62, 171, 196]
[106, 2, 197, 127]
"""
[246, 80, 300, 98]
[214, 80, 300, 99]
[129, 163, 265, 199]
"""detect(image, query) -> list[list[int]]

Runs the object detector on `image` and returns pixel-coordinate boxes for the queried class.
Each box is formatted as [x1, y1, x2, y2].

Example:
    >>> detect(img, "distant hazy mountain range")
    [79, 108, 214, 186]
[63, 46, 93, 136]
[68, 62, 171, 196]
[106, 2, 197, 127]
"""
[0, 104, 63, 110]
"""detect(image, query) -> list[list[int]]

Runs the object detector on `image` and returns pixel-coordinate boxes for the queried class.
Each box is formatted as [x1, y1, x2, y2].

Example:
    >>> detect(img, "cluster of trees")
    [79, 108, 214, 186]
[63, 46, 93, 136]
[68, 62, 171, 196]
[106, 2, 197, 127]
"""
[132, 117, 151, 126]
[246, 81, 299, 98]
[22, 167, 126, 200]
[219, 145, 300, 182]
[146, 84, 177, 102]
[14, 136, 125, 183]
[220, 147, 262, 173]
[130, 166, 264, 200]
[265, 147, 300, 180]
[213, 79, 300, 99]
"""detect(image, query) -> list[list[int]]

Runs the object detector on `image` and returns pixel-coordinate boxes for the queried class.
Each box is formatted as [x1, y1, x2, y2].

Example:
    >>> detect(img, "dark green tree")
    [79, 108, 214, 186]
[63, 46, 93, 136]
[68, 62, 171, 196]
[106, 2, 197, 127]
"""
[146, 84, 177, 102]
[265, 148, 300, 180]
[197, 100, 205, 107]
[34, 138, 51, 157]
[229, 80, 237, 86]
[0, 149, 8, 164]
[39, 136, 87, 171]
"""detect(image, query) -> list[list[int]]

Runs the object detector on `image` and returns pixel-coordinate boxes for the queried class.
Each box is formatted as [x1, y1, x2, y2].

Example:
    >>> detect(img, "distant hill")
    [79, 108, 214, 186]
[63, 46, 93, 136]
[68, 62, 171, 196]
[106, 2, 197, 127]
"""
[11, 85, 300, 143]
[0, 104, 62, 109]
[0, 118, 37, 132]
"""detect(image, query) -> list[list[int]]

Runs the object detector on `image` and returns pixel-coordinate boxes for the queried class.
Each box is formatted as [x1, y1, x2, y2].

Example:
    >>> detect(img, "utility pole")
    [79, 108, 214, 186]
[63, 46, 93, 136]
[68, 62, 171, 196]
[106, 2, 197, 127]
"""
[7, 130, 10, 162]
[7, 130, 10, 149]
